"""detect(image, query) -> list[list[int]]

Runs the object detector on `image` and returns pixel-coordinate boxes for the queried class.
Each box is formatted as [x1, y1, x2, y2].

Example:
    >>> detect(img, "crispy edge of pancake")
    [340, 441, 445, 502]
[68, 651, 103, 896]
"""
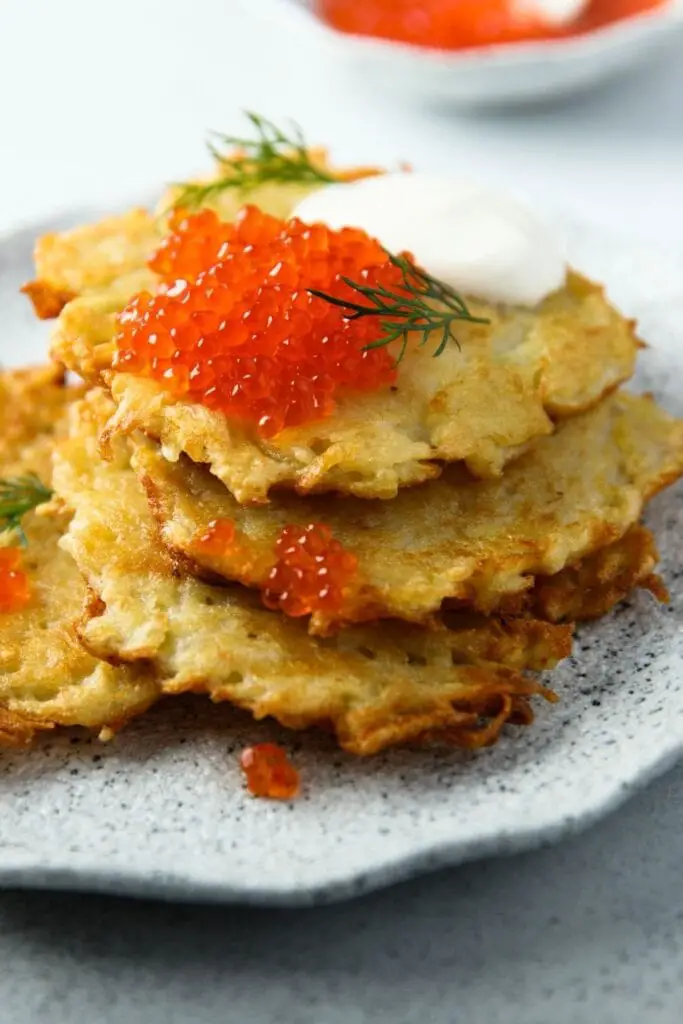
[127, 390, 683, 634]
[49, 267, 157, 381]
[0, 367, 160, 748]
[527, 525, 669, 623]
[0, 707, 54, 748]
[25, 207, 161, 309]
[450, 524, 668, 624]
[54, 393, 561, 756]
[93, 272, 639, 501]
[20, 280, 76, 320]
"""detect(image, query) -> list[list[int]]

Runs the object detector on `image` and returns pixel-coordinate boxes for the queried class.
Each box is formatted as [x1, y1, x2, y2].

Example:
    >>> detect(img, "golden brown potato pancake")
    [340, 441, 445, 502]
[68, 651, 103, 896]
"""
[0, 368, 159, 747]
[55, 269, 638, 502]
[29, 208, 161, 300]
[26, 206, 161, 303]
[53, 392, 562, 757]
[0, 510, 161, 747]
[129, 391, 683, 634]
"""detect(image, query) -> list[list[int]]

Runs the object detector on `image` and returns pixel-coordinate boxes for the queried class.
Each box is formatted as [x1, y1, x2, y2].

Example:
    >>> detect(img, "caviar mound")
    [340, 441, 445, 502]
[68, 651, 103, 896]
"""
[115, 206, 404, 437]
[46, 148, 380, 379]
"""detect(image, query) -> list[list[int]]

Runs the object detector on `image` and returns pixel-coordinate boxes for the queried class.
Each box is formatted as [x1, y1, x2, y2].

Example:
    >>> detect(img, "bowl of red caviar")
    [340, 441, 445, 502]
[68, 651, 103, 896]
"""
[248, 0, 683, 105]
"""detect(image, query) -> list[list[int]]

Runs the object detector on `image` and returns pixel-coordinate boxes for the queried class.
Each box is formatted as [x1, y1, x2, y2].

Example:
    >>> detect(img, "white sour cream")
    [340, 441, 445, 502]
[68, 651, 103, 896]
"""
[292, 173, 566, 308]
[514, 0, 588, 25]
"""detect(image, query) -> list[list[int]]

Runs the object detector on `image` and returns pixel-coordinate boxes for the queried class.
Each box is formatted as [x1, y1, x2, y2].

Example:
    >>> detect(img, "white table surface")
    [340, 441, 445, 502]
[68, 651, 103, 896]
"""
[1, 3, 683, 1021]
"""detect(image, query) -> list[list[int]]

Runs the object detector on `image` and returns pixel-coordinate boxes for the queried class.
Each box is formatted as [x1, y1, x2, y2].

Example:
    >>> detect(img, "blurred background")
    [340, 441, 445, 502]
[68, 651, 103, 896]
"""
[0, 0, 681, 239]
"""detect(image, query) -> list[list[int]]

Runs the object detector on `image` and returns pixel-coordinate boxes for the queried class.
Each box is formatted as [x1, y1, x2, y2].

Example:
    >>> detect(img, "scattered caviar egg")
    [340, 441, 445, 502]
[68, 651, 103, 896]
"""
[0, 547, 30, 613]
[316, 0, 666, 49]
[191, 517, 262, 577]
[193, 517, 237, 557]
[115, 206, 406, 437]
[240, 743, 301, 800]
[262, 523, 358, 619]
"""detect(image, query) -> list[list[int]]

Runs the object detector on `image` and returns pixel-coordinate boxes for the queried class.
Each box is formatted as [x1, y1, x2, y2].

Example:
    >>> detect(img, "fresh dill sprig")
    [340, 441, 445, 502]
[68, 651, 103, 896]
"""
[0, 475, 52, 546]
[310, 252, 490, 363]
[172, 112, 336, 210]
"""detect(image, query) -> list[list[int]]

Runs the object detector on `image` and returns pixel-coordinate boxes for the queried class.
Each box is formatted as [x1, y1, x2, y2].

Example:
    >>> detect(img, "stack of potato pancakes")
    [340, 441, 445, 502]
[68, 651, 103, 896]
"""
[3, 158, 682, 757]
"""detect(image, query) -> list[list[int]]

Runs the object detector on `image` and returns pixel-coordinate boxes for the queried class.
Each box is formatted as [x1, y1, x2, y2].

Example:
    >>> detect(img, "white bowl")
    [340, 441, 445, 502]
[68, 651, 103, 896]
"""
[248, 0, 683, 106]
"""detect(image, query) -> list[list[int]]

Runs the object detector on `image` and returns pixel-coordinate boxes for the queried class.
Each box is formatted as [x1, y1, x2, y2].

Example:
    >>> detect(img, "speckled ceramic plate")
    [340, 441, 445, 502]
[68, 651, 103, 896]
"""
[1, 211, 682, 906]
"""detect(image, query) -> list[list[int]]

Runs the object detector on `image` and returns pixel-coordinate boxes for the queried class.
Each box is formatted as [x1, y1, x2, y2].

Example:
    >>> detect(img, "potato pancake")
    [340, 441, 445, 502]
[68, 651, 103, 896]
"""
[29, 208, 161, 300]
[52, 392, 563, 756]
[0, 368, 159, 747]
[129, 391, 682, 634]
[51, 268, 638, 502]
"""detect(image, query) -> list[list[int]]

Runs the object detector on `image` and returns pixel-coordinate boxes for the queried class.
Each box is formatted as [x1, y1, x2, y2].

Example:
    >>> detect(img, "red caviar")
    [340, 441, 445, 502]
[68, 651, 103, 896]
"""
[195, 518, 359, 620]
[149, 207, 236, 281]
[194, 517, 236, 556]
[0, 548, 30, 613]
[115, 206, 402, 438]
[316, 0, 666, 49]
[262, 523, 358, 618]
[240, 743, 301, 800]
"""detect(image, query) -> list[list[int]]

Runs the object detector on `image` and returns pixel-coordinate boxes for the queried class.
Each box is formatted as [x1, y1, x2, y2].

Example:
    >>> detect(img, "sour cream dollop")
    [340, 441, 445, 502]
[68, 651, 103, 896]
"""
[292, 173, 566, 308]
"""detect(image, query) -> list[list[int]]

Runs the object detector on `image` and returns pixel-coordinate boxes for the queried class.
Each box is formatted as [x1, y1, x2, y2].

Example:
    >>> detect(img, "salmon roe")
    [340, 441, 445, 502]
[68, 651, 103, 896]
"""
[193, 517, 237, 556]
[316, 0, 666, 49]
[0, 548, 30, 613]
[194, 518, 358, 620]
[240, 743, 301, 800]
[115, 206, 404, 438]
[262, 523, 358, 619]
